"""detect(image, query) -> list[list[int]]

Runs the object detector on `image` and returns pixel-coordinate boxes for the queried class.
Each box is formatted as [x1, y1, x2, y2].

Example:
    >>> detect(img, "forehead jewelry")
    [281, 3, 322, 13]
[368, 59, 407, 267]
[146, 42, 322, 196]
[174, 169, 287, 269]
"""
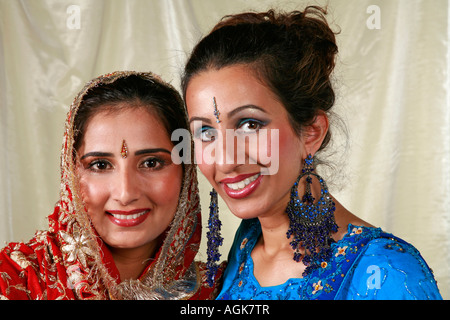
[120, 140, 128, 158]
[212, 97, 221, 123]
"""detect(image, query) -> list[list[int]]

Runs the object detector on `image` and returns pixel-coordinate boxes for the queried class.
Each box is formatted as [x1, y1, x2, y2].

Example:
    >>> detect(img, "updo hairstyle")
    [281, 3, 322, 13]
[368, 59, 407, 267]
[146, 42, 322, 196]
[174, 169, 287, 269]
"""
[182, 6, 339, 153]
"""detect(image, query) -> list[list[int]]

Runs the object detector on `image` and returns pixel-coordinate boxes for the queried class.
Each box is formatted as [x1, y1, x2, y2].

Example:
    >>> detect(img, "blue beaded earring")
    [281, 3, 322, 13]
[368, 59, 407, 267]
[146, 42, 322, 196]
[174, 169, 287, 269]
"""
[286, 154, 338, 274]
[206, 188, 223, 287]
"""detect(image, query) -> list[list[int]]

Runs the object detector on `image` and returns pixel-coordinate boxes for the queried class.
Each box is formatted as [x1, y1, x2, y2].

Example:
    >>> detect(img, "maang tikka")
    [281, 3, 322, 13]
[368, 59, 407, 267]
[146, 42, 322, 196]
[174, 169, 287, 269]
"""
[286, 154, 338, 274]
[206, 188, 223, 287]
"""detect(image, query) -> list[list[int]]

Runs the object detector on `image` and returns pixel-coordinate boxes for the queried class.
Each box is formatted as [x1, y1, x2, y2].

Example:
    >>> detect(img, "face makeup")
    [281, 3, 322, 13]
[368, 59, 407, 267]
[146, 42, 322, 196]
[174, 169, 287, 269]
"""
[77, 107, 183, 249]
[186, 65, 303, 220]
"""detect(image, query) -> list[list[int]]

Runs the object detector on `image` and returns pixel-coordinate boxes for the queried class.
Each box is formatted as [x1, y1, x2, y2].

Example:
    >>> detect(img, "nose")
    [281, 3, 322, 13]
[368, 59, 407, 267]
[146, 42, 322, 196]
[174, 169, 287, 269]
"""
[112, 168, 140, 206]
[213, 129, 243, 174]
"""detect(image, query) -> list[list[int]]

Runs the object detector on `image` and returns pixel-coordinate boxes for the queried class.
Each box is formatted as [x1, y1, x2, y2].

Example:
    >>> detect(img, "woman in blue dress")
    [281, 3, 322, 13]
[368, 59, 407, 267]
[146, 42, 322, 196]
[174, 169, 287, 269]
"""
[181, 6, 442, 300]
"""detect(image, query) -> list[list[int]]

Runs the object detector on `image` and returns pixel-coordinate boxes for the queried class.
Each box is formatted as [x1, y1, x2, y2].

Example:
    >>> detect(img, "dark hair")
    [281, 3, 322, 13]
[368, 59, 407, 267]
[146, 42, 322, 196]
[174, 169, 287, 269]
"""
[182, 6, 338, 151]
[73, 74, 187, 152]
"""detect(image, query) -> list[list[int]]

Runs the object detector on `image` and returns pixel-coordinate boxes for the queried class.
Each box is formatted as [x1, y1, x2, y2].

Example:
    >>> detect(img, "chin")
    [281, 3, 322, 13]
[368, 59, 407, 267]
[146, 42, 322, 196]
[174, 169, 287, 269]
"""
[106, 240, 140, 250]
[104, 234, 152, 250]
[225, 202, 262, 220]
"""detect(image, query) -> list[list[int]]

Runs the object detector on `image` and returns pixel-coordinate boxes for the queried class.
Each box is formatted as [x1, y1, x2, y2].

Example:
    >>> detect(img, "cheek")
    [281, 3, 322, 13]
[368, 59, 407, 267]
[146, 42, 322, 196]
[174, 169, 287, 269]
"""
[272, 128, 302, 177]
[196, 160, 216, 187]
[150, 180, 180, 205]
[78, 176, 109, 214]
[148, 167, 183, 208]
[249, 129, 291, 176]
[247, 130, 276, 162]
[278, 128, 302, 159]
[194, 141, 216, 181]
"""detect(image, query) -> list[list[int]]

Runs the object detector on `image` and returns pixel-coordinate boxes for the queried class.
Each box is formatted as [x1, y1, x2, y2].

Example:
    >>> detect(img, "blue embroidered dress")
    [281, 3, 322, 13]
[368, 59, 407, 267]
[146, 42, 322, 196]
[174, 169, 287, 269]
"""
[217, 219, 442, 300]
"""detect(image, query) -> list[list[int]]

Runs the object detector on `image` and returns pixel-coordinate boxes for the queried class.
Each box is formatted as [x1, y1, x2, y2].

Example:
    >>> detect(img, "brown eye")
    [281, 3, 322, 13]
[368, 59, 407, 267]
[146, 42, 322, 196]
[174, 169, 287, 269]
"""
[88, 160, 112, 171]
[144, 159, 157, 168]
[236, 119, 265, 133]
[140, 157, 165, 170]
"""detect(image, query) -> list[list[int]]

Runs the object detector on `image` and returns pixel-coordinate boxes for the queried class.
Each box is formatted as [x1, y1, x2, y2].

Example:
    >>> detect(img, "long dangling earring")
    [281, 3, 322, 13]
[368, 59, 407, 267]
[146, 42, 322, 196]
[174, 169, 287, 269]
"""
[286, 154, 338, 273]
[206, 188, 223, 287]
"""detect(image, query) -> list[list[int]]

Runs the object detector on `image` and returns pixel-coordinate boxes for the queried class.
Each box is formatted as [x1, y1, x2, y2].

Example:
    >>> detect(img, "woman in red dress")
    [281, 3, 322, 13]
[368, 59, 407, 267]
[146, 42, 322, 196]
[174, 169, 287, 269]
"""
[0, 71, 222, 300]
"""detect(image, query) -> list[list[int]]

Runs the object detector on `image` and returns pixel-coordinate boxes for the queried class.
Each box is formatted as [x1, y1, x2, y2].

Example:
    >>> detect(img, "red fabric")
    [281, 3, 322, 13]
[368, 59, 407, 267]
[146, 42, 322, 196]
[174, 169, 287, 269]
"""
[0, 205, 222, 300]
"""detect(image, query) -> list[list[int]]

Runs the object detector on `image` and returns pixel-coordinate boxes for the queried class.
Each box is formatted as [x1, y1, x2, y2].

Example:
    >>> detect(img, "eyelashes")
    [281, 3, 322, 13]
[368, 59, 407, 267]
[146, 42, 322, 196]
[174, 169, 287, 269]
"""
[236, 118, 267, 133]
[84, 156, 167, 173]
[194, 118, 268, 142]
[139, 157, 166, 170]
[87, 159, 112, 172]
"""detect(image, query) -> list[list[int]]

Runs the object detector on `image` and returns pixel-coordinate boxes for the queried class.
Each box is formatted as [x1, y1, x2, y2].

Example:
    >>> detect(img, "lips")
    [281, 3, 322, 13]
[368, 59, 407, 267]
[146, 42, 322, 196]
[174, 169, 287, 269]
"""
[220, 172, 262, 199]
[106, 209, 150, 227]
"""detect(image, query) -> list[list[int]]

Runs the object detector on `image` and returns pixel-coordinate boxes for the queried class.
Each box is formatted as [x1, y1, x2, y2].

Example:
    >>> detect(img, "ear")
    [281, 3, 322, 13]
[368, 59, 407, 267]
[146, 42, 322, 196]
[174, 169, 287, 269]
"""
[301, 112, 329, 156]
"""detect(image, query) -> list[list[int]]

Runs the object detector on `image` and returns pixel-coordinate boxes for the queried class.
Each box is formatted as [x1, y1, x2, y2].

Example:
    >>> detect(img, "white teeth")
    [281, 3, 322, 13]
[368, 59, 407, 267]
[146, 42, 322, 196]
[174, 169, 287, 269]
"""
[226, 173, 260, 190]
[110, 211, 147, 220]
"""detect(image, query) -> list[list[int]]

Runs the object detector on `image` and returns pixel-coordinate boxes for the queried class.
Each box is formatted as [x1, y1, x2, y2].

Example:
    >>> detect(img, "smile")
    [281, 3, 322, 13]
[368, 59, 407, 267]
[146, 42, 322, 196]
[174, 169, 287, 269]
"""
[109, 211, 147, 220]
[106, 209, 150, 227]
[225, 173, 260, 190]
[220, 172, 262, 199]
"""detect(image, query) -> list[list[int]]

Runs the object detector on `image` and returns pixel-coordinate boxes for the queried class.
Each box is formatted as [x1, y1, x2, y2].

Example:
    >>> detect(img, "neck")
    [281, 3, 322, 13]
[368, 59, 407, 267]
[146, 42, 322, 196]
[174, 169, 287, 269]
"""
[256, 191, 294, 255]
[258, 217, 293, 255]
[108, 240, 160, 281]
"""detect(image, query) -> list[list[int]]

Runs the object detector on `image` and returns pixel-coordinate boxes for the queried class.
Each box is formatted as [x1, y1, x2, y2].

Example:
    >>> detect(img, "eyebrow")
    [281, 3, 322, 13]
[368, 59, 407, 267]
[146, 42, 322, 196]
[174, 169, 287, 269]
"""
[189, 104, 267, 124]
[80, 148, 171, 160]
[80, 152, 113, 160]
[227, 105, 267, 118]
[189, 116, 211, 125]
[134, 148, 171, 156]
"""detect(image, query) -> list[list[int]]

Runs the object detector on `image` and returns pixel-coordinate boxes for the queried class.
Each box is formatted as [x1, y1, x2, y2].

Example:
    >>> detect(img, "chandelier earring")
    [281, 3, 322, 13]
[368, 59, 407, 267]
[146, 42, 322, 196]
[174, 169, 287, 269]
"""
[206, 188, 223, 287]
[286, 154, 338, 274]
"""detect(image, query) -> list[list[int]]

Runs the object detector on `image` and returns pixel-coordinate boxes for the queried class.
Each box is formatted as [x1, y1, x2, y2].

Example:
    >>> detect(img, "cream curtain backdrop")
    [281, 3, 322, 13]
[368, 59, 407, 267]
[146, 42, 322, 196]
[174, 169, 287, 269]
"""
[0, 0, 449, 299]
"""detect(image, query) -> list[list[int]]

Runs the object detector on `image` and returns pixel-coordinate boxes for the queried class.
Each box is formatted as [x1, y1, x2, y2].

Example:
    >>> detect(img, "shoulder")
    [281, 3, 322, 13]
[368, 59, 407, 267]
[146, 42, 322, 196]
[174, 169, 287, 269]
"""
[341, 233, 442, 300]
[0, 233, 44, 271]
[359, 236, 437, 285]
[0, 231, 58, 299]
[1, 230, 58, 261]
[0, 240, 37, 299]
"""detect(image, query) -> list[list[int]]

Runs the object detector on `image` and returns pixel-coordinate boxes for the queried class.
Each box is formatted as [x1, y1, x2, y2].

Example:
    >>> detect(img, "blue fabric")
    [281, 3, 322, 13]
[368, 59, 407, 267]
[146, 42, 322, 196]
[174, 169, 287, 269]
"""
[217, 219, 442, 300]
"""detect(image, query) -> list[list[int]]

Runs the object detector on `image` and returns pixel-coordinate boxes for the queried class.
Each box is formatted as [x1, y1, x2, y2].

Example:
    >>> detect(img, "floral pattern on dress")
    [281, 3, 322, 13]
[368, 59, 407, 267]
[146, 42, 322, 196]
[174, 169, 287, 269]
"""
[218, 218, 442, 300]
[218, 220, 388, 300]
